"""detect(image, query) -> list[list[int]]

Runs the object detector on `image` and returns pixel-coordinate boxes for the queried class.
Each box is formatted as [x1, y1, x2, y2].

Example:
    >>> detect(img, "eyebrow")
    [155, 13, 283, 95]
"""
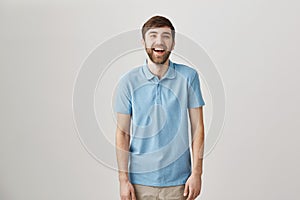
[148, 31, 171, 35]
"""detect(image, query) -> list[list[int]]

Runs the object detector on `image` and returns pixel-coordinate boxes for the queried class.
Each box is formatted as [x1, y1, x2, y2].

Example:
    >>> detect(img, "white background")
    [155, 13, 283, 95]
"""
[1, 0, 299, 199]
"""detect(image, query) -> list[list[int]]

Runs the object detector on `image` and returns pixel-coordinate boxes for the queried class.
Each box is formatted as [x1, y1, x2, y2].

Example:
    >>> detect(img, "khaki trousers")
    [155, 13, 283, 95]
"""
[133, 184, 187, 200]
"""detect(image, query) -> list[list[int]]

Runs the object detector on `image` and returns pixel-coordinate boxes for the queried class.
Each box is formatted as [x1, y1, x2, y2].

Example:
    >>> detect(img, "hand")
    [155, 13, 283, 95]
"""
[119, 179, 136, 200]
[183, 173, 202, 200]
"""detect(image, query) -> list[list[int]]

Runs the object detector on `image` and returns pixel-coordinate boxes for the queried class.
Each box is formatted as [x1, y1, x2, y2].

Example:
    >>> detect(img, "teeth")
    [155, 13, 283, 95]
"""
[154, 48, 164, 51]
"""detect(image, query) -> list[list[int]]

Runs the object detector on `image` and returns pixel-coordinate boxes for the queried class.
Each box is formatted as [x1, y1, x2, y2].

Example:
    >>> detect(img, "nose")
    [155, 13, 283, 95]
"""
[156, 35, 163, 44]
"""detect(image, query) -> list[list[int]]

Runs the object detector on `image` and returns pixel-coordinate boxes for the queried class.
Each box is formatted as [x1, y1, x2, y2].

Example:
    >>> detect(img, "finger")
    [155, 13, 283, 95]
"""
[183, 183, 189, 197]
[195, 190, 200, 198]
[121, 193, 130, 200]
[187, 188, 194, 200]
[120, 196, 128, 200]
[130, 187, 137, 200]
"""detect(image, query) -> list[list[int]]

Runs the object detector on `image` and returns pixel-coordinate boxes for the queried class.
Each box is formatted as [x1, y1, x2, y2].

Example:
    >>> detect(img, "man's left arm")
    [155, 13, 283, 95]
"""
[184, 106, 205, 200]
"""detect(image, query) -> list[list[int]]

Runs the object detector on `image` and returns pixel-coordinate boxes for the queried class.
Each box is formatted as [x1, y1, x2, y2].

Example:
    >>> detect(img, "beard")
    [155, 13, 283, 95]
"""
[145, 45, 172, 65]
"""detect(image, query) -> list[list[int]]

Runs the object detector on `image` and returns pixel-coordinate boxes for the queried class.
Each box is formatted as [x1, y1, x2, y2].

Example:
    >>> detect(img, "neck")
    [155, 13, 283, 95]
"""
[147, 59, 170, 80]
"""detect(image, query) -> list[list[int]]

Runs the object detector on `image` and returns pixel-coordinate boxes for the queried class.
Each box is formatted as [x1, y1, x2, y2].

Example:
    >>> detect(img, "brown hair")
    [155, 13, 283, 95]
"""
[142, 15, 175, 40]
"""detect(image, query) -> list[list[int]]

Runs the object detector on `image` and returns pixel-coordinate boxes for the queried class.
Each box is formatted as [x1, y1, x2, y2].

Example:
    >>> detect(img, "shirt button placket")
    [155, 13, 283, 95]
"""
[156, 83, 161, 104]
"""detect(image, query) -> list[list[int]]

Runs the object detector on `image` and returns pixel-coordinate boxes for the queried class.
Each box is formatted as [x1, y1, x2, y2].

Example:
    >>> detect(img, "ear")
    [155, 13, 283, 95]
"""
[141, 38, 145, 47]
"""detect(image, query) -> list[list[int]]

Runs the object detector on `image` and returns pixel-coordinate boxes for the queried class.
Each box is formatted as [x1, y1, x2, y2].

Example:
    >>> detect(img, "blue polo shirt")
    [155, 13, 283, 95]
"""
[114, 59, 205, 186]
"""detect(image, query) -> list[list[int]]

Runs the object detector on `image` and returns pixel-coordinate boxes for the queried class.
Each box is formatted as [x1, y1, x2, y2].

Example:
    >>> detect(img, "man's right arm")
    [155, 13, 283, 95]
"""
[115, 113, 136, 200]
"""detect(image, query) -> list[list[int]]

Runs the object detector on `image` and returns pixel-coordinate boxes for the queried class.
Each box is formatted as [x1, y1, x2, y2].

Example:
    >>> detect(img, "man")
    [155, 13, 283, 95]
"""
[114, 15, 205, 200]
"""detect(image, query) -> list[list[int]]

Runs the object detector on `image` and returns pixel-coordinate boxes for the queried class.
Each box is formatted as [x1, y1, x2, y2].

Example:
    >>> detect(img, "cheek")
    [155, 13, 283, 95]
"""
[169, 41, 175, 49]
[166, 43, 173, 50]
[145, 40, 154, 48]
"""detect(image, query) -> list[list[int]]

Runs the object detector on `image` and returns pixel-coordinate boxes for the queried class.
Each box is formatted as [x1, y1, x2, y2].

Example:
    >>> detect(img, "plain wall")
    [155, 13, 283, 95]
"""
[0, 0, 299, 199]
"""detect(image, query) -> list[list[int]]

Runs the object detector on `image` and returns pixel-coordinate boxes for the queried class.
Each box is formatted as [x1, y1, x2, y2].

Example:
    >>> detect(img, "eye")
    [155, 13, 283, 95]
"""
[149, 34, 156, 38]
[163, 35, 170, 39]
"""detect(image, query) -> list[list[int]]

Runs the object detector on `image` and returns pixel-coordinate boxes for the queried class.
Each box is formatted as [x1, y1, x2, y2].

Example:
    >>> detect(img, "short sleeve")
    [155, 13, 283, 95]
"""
[187, 72, 205, 108]
[114, 77, 132, 115]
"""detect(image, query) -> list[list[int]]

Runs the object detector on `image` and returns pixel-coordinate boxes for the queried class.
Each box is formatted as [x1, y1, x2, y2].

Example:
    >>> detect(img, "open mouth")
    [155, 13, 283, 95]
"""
[152, 48, 166, 53]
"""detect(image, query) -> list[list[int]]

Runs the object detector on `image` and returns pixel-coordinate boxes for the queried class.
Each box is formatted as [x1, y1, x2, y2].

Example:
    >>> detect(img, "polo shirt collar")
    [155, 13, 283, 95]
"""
[142, 59, 176, 80]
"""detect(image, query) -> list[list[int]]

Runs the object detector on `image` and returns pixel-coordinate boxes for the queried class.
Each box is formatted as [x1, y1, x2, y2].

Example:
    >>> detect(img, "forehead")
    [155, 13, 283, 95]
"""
[145, 26, 172, 35]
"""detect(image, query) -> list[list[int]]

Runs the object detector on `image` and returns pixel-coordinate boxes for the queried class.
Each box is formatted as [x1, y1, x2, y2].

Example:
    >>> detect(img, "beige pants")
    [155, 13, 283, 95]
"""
[133, 184, 187, 200]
